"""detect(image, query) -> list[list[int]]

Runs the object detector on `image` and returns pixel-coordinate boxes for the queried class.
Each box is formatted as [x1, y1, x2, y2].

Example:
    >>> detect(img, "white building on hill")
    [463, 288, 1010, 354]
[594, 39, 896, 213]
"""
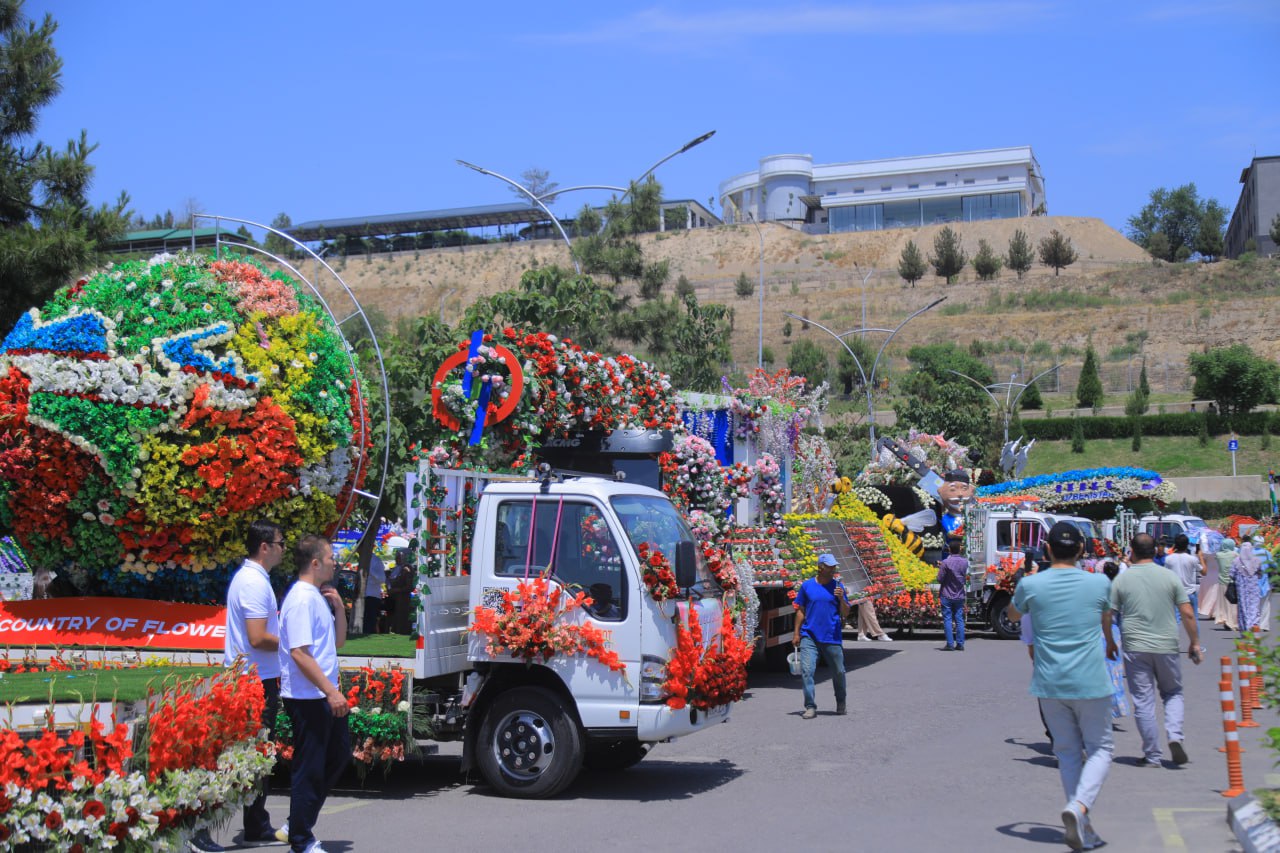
[718, 146, 1046, 234]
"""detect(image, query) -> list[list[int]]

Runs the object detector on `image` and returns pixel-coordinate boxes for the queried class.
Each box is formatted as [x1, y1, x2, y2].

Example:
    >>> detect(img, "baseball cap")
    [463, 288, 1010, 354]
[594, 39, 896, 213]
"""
[817, 553, 838, 567]
[943, 468, 969, 483]
[1046, 521, 1084, 553]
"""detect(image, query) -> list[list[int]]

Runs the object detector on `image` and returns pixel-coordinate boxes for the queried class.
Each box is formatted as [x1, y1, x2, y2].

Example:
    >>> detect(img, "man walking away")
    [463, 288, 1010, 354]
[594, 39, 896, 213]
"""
[792, 553, 851, 718]
[363, 549, 387, 635]
[210, 520, 288, 850]
[1007, 522, 1116, 851]
[280, 535, 350, 853]
[1110, 532, 1203, 770]
[1164, 534, 1204, 620]
[937, 541, 969, 650]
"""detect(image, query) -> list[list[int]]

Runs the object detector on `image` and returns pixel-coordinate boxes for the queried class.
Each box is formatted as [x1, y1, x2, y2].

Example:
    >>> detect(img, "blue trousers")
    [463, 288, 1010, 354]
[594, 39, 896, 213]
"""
[799, 635, 847, 710]
[941, 597, 965, 647]
[283, 698, 351, 852]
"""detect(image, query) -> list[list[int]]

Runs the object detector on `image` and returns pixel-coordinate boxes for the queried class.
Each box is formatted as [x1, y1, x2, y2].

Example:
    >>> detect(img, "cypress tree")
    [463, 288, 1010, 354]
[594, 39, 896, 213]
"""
[1138, 360, 1151, 398]
[1131, 418, 1143, 452]
[1076, 345, 1104, 412]
[1071, 416, 1086, 454]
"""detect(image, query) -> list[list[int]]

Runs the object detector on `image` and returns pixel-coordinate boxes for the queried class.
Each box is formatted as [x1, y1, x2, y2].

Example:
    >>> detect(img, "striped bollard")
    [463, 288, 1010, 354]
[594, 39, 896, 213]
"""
[1220, 657, 1236, 752]
[1239, 648, 1259, 728]
[1251, 626, 1264, 710]
[1220, 675, 1246, 798]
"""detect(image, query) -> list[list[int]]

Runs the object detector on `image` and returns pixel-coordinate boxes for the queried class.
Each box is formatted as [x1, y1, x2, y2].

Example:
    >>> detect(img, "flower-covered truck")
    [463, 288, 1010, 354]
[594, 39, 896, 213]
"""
[405, 464, 744, 799]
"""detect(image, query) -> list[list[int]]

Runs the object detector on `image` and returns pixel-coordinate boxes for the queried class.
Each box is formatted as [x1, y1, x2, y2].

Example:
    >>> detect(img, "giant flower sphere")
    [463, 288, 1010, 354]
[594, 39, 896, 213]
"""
[0, 253, 370, 601]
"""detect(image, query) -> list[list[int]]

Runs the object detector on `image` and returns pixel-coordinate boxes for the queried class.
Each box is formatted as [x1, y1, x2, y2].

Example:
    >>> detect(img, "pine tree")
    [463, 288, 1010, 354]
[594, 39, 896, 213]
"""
[897, 239, 926, 288]
[972, 238, 1004, 280]
[928, 226, 968, 283]
[1131, 417, 1143, 452]
[1124, 387, 1149, 418]
[1071, 416, 1086, 454]
[1038, 229, 1079, 276]
[1006, 229, 1034, 279]
[1020, 379, 1043, 410]
[735, 271, 754, 297]
[1076, 345, 1104, 411]
[0, 1, 130, 334]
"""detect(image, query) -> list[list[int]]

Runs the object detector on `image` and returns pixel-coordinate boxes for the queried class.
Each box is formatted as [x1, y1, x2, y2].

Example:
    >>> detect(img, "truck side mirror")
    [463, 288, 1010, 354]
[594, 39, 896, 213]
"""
[674, 540, 698, 590]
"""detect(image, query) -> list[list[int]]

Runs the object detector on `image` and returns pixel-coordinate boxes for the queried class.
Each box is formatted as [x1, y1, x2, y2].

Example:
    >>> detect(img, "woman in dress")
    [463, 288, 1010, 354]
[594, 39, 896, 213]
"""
[1233, 541, 1264, 635]
[1213, 538, 1239, 631]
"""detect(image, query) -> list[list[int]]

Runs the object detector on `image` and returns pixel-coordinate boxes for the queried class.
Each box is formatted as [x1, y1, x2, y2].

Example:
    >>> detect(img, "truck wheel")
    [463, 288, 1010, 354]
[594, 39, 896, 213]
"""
[584, 739, 651, 771]
[477, 686, 583, 798]
[990, 592, 1020, 640]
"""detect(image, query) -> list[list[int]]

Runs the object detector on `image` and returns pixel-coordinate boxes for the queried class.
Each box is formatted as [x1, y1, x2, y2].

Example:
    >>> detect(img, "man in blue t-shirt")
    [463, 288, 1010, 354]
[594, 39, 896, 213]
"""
[791, 553, 851, 719]
[1008, 522, 1117, 852]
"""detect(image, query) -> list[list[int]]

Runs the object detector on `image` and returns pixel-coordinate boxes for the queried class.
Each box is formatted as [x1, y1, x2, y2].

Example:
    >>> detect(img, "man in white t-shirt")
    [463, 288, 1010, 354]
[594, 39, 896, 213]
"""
[279, 534, 349, 853]
[207, 520, 287, 851]
[1164, 534, 1204, 619]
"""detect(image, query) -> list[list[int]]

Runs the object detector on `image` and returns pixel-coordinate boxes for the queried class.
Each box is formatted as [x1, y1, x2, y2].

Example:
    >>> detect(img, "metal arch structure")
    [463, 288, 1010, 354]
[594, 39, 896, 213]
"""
[191, 213, 392, 545]
[945, 362, 1065, 445]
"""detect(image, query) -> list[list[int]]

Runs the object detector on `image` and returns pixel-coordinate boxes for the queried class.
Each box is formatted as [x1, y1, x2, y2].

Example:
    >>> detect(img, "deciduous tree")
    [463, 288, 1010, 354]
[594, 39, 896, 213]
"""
[1188, 344, 1280, 417]
[787, 338, 829, 387]
[1127, 183, 1224, 261]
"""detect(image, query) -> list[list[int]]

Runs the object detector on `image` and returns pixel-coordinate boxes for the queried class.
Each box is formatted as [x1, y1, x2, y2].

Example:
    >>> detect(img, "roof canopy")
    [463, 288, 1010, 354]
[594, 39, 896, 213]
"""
[287, 202, 552, 242]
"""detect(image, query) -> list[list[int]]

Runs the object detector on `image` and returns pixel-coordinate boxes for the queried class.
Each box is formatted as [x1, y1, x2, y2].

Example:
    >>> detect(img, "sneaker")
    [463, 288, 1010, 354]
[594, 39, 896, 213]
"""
[1170, 741, 1188, 765]
[1136, 757, 1162, 768]
[956, 644, 964, 651]
[942, 645, 955, 651]
[242, 826, 285, 846]
[802, 707, 817, 719]
[189, 829, 226, 853]
[1061, 802, 1086, 851]
[1082, 820, 1104, 850]
[835, 701, 847, 715]
[874, 634, 893, 642]
[856, 634, 870, 642]
[275, 823, 289, 844]
[302, 844, 329, 853]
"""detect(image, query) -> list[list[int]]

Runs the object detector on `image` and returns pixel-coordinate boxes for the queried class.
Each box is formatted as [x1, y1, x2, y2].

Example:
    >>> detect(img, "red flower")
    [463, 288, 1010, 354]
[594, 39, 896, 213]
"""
[82, 800, 106, 820]
[44, 811, 62, 830]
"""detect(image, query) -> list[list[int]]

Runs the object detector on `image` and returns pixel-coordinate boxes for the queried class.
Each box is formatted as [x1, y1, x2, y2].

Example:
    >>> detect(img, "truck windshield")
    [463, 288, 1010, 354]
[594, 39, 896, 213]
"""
[1184, 518, 1207, 530]
[1069, 520, 1101, 541]
[610, 495, 721, 594]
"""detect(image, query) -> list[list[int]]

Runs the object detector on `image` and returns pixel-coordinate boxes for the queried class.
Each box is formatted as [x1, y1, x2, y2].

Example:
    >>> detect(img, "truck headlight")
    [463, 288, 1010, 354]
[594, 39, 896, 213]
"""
[639, 654, 667, 703]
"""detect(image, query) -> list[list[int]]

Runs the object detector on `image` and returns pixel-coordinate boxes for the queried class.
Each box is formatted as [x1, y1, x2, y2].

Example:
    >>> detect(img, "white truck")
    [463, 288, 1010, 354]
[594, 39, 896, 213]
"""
[963, 505, 1103, 639]
[405, 466, 734, 798]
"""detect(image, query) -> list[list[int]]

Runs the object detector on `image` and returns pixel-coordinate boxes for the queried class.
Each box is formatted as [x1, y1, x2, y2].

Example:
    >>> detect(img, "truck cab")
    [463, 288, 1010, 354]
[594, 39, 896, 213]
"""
[1137, 514, 1208, 545]
[412, 470, 733, 797]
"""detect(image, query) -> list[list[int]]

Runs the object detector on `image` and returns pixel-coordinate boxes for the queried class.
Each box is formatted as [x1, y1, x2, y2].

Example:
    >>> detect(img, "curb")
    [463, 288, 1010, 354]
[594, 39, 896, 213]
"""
[1229, 795, 1280, 853]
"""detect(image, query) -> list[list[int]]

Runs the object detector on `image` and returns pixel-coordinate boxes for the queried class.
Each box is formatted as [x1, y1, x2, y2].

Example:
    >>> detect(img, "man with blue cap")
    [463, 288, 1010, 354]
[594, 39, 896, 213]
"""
[792, 553, 851, 719]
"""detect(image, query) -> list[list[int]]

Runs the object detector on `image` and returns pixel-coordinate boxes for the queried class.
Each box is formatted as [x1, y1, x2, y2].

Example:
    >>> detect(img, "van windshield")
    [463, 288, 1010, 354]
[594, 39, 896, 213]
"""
[610, 495, 721, 594]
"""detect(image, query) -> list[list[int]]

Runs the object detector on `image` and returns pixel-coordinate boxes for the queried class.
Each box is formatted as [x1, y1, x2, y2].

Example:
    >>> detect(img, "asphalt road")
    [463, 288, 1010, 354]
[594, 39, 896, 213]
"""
[212, 612, 1275, 853]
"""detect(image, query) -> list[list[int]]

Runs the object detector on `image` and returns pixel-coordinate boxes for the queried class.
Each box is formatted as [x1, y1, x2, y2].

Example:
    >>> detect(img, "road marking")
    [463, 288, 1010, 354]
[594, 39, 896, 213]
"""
[321, 801, 372, 816]
[1152, 807, 1221, 849]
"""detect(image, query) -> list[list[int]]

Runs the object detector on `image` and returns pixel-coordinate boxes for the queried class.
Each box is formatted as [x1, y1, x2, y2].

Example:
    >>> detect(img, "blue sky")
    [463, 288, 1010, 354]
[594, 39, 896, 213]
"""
[26, 0, 1280, 237]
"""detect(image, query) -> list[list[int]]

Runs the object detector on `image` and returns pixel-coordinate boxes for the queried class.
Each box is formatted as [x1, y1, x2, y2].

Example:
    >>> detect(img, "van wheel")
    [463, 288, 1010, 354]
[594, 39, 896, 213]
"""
[990, 592, 1020, 639]
[477, 687, 583, 798]
[584, 740, 651, 771]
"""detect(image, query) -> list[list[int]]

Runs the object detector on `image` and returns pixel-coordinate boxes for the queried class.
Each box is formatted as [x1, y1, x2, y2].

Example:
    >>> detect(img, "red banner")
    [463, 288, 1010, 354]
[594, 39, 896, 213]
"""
[0, 598, 228, 650]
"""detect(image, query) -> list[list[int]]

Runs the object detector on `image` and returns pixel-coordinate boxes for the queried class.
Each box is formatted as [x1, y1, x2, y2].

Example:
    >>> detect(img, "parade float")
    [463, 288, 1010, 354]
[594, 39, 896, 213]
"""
[0, 225, 394, 843]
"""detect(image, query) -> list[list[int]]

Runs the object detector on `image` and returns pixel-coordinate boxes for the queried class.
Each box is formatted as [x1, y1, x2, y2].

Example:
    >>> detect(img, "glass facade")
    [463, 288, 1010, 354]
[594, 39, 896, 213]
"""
[829, 191, 1023, 233]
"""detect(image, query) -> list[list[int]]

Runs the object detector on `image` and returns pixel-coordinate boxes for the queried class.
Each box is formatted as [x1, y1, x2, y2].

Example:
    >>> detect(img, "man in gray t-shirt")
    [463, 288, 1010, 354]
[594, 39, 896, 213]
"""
[1110, 533, 1202, 769]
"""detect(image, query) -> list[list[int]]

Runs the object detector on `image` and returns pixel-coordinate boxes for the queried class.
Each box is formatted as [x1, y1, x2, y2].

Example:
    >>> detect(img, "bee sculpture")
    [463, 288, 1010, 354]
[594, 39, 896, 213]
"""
[880, 508, 937, 557]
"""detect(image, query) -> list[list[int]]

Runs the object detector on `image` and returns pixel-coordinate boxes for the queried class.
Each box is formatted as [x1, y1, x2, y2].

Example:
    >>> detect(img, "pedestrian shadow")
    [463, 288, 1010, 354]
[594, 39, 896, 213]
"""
[995, 821, 1066, 846]
[1006, 736, 1054, 757]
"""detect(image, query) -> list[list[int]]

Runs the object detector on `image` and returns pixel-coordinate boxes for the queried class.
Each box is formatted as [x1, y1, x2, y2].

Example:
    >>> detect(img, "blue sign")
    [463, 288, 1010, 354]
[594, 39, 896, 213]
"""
[1228, 439, 1239, 452]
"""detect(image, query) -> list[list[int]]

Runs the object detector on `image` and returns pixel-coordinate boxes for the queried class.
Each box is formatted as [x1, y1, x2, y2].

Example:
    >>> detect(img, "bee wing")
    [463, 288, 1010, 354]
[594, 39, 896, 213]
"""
[901, 508, 937, 532]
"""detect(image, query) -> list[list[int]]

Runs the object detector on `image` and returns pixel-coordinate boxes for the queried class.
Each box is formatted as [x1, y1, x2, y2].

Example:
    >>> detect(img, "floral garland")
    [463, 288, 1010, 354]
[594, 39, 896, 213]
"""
[635, 542, 680, 602]
[875, 589, 941, 629]
[845, 522, 905, 600]
[700, 541, 738, 593]
[0, 667, 272, 850]
[0, 253, 370, 601]
[469, 576, 626, 677]
[791, 434, 837, 514]
[662, 604, 752, 711]
[977, 467, 1176, 509]
[753, 454, 786, 528]
[659, 434, 727, 513]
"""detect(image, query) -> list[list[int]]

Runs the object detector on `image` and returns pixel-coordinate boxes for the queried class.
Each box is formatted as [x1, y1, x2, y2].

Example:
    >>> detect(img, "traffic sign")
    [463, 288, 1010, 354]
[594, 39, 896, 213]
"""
[1228, 439, 1239, 452]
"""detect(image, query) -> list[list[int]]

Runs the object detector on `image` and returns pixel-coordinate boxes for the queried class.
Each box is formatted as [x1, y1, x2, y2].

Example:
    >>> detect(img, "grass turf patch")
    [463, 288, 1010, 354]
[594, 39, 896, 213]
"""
[1020, 434, 1274, 479]
[340, 634, 415, 658]
[0, 666, 222, 705]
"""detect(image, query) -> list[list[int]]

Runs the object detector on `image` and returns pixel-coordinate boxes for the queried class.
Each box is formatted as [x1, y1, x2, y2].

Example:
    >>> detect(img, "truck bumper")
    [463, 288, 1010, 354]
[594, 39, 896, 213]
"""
[637, 701, 732, 741]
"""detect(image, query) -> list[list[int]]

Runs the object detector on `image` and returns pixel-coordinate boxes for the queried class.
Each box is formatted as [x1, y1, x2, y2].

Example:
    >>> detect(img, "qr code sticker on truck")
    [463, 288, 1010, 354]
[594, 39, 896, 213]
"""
[481, 586, 507, 611]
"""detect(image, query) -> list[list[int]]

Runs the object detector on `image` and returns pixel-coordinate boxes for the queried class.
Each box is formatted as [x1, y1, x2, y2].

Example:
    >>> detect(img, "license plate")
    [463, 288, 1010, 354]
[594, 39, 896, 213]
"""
[704, 703, 730, 721]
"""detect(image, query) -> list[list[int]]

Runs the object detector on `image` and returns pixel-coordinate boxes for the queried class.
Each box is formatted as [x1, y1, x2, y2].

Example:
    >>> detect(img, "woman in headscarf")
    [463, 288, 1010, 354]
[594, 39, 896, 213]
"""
[1195, 532, 1221, 619]
[1232, 541, 1264, 634]
[1212, 538, 1239, 631]
[1252, 536, 1272, 631]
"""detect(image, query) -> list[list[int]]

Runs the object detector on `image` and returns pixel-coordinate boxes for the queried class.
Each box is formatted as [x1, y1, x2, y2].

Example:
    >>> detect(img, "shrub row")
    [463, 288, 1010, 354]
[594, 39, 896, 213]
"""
[1019, 411, 1278, 441]
[1188, 500, 1275, 522]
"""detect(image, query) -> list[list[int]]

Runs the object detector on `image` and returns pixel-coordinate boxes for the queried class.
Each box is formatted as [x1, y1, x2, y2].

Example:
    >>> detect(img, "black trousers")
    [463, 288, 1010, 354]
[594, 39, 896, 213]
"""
[244, 676, 280, 836]
[362, 596, 382, 635]
[283, 697, 351, 851]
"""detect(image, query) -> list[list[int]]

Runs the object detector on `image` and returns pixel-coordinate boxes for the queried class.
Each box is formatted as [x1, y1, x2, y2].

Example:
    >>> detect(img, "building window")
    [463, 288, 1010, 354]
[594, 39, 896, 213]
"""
[997, 175, 1010, 182]
[962, 192, 1022, 221]
[827, 191, 836, 196]
[854, 188, 864, 194]
[908, 183, 919, 190]
[882, 199, 921, 229]
[881, 185, 892, 192]
[963, 178, 975, 185]
[830, 204, 882, 233]
[936, 181, 946, 187]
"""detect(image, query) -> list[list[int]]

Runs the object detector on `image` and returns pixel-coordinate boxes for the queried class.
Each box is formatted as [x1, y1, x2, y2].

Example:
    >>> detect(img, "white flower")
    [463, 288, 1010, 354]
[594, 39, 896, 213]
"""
[203, 303, 213, 312]
[142, 316, 154, 325]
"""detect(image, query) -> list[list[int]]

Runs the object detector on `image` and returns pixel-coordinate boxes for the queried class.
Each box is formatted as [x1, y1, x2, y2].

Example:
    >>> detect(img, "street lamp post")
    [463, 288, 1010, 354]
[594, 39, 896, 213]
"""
[854, 265, 874, 341]
[787, 296, 947, 459]
[946, 363, 1066, 445]
[456, 159, 580, 274]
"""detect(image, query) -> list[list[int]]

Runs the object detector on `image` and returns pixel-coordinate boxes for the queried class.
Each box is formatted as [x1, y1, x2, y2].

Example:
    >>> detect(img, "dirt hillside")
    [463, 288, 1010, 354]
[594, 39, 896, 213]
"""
[322, 216, 1279, 392]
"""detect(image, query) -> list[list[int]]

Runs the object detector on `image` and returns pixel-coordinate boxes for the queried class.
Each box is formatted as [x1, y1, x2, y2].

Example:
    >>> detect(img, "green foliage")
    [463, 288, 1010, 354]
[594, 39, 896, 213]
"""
[573, 179, 668, 296]
[1271, 213, 1280, 248]
[1076, 344, 1104, 411]
[735, 270, 755, 297]
[1138, 360, 1151, 397]
[1019, 379, 1043, 410]
[1194, 200, 1227, 260]
[1038, 229, 1078, 275]
[264, 212, 293, 256]
[1188, 344, 1280, 417]
[761, 345, 775, 366]
[905, 342, 994, 386]
[1124, 387, 1149, 418]
[1018, 409, 1278, 441]
[835, 337, 874, 394]
[787, 338, 829, 387]
[1146, 232, 1170, 261]
[1189, 499, 1272, 520]
[1130, 417, 1142, 452]
[1006, 229, 1034, 279]
[514, 166, 559, 205]
[674, 274, 694, 298]
[1198, 414, 1210, 447]
[1071, 416, 1085, 454]
[928, 226, 967, 283]
[782, 317, 792, 338]
[897, 239, 927, 287]
[466, 266, 618, 352]
[972, 238, 1003, 280]
[892, 343, 994, 447]
[0, 1, 131, 334]
[1127, 183, 1224, 261]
